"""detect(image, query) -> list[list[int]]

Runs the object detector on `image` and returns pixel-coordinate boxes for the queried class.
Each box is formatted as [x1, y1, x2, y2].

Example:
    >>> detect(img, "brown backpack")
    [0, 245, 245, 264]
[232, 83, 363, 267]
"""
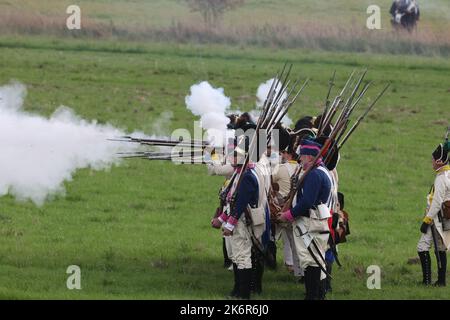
[442, 201, 450, 220]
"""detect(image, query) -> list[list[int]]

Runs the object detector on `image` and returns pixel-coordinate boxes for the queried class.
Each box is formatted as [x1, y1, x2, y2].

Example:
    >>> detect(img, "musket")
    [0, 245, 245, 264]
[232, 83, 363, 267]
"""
[110, 136, 210, 146]
[338, 83, 390, 150]
[319, 70, 356, 136]
[445, 126, 450, 147]
[266, 77, 294, 132]
[230, 64, 294, 211]
[431, 223, 442, 269]
[295, 224, 332, 279]
[323, 81, 373, 164]
[281, 119, 345, 214]
[268, 78, 309, 136]
[318, 70, 336, 133]
[332, 70, 367, 132]
[263, 65, 292, 129]
[266, 78, 309, 150]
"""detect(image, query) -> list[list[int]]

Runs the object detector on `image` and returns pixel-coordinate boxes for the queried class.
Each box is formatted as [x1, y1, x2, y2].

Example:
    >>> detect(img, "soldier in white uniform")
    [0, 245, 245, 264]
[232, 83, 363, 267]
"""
[208, 153, 235, 269]
[272, 144, 304, 280]
[417, 142, 450, 286]
[220, 144, 271, 299]
[279, 138, 333, 300]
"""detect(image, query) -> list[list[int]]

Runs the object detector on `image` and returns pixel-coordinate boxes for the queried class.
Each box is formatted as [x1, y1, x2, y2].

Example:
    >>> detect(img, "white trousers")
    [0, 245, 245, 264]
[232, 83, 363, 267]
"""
[281, 224, 304, 277]
[417, 226, 446, 252]
[230, 215, 253, 269]
[293, 216, 329, 280]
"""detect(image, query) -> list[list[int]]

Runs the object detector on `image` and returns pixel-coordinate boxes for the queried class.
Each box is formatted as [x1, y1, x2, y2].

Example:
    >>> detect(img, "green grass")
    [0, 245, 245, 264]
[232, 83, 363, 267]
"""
[0, 35, 449, 299]
[2, 0, 448, 30]
[1, 0, 450, 56]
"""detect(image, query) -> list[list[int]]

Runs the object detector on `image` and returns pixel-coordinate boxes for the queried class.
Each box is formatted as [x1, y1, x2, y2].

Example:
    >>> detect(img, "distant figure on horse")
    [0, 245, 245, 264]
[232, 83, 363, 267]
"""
[390, 0, 420, 32]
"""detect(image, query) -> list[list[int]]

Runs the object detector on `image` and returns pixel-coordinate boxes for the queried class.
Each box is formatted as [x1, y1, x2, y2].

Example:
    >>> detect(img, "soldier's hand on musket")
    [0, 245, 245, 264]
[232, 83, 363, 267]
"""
[211, 217, 222, 229]
[222, 227, 233, 236]
[279, 209, 294, 223]
[420, 216, 432, 234]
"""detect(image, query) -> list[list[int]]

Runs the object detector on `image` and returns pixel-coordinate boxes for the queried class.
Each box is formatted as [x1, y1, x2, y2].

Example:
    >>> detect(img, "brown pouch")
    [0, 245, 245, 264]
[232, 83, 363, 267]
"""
[442, 201, 450, 219]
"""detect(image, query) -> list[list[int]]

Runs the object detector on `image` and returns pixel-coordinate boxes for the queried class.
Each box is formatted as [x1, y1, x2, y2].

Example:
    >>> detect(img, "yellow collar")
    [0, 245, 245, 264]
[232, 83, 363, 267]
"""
[436, 165, 450, 174]
[288, 160, 298, 164]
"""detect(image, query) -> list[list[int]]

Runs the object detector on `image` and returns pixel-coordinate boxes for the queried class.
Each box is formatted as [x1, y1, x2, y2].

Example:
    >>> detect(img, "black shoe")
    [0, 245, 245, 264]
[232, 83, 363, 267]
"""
[418, 251, 432, 285]
[434, 251, 447, 287]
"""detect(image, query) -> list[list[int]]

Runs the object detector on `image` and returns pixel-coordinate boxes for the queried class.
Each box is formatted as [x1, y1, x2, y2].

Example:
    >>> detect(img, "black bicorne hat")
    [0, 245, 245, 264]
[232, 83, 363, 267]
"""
[294, 116, 314, 132]
[276, 126, 291, 152]
[433, 143, 449, 163]
[325, 145, 340, 171]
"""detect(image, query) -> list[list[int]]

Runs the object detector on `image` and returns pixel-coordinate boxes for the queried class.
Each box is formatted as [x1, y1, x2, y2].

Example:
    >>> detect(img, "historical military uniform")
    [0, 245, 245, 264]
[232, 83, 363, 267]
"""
[221, 150, 271, 299]
[281, 139, 333, 300]
[208, 158, 235, 269]
[273, 158, 304, 278]
[417, 142, 450, 286]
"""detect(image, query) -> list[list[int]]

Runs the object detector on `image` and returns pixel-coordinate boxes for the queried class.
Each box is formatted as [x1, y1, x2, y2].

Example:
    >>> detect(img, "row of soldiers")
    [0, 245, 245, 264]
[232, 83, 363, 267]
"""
[207, 112, 450, 300]
[208, 114, 350, 300]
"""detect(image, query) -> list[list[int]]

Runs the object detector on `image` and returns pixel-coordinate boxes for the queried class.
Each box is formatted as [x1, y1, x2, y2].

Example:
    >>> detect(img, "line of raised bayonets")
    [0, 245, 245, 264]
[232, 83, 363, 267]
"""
[111, 65, 390, 216]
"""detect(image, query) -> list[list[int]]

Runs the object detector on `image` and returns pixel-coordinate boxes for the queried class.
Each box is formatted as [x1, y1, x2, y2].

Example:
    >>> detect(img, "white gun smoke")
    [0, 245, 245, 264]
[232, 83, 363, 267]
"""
[0, 81, 138, 206]
[255, 78, 293, 127]
[184, 79, 293, 147]
[185, 81, 231, 146]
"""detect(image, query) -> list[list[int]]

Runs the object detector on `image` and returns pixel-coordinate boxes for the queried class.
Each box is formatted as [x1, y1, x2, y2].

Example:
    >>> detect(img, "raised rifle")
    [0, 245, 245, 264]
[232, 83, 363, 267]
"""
[338, 83, 391, 150]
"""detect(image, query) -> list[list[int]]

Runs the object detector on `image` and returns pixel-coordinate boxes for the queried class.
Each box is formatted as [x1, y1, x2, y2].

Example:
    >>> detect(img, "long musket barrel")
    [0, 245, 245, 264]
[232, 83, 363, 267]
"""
[231, 64, 305, 208]
[338, 83, 390, 150]
[280, 119, 346, 214]
[319, 70, 355, 136]
[318, 70, 336, 133]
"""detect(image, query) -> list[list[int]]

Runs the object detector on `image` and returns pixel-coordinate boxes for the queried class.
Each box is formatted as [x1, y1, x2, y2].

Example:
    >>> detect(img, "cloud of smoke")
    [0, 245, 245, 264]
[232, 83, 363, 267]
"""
[185, 81, 232, 146]
[0, 81, 138, 206]
[255, 78, 293, 127]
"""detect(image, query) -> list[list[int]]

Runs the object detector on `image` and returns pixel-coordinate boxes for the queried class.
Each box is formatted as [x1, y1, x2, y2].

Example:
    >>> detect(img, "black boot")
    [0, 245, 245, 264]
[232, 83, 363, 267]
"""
[434, 251, 447, 287]
[325, 262, 333, 293]
[250, 248, 264, 295]
[223, 238, 232, 268]
[304, 266, 321, 300]
[228, 264, 240, 298]
[238, 268, 252, 300]
[318, 278, 326, 300]
[418, 251, 432, 285]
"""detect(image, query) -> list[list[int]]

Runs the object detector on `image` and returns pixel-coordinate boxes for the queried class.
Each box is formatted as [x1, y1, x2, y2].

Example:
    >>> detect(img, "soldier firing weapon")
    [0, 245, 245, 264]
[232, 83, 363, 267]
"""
[110, 136, 225, 163]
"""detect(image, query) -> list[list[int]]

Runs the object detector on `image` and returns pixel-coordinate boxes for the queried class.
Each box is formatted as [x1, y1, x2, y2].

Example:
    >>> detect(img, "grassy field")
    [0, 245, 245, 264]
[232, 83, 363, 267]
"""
[1, 0, 450, 56]
[0, 34, 449, 300]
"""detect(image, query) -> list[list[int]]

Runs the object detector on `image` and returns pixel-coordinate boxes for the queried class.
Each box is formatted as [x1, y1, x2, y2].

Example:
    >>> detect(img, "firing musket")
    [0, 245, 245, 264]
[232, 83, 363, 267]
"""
[338, 83, 390, 150]
[111, 136, 210, 147]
